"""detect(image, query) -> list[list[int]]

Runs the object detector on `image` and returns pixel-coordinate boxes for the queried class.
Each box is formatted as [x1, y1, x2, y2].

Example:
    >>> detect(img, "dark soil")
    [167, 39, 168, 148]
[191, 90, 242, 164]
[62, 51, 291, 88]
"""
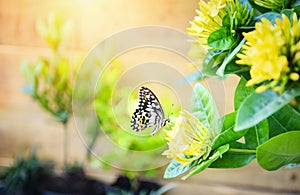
[109, 175, 162, 195]
[39, 174, 106, 195]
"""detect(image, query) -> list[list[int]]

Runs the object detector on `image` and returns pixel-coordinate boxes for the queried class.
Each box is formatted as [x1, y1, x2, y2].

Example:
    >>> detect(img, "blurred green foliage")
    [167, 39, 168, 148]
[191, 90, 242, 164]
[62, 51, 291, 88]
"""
[92, 63, 181, 178]
[0, 150, 53, 193]
[20, 13, 80, 170]
[21, 12, 77, 124]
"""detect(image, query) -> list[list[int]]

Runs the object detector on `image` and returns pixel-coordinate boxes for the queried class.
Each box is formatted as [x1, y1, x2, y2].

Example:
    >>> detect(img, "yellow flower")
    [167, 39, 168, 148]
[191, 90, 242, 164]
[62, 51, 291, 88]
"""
[188, 0, 253, 49]
[237, 14, 300, 93]
[162, 110, 212, 166]
[187, 0, 231, 47]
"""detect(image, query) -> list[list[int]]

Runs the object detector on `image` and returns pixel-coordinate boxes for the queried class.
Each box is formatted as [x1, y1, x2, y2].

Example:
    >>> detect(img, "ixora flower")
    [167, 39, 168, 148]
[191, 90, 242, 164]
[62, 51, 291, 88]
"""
[236, 13, 300, 93]
[162, 110, 212, 166]
[187, 0, 253, 49]
[187, 0, 229, 46]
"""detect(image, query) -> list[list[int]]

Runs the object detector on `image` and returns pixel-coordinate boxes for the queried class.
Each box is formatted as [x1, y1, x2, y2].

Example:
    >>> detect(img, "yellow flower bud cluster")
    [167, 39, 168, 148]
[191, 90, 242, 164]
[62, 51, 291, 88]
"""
[237, 14, 300, 93]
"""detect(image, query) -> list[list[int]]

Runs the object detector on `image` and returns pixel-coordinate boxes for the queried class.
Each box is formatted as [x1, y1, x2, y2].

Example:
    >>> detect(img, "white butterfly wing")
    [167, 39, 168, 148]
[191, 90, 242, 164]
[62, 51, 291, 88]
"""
[131, 87, 167, 134]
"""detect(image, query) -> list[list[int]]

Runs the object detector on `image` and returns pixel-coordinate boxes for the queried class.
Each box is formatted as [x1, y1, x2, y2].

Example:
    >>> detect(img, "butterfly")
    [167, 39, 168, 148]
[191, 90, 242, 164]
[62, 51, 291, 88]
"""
[131, 86, 170, 136]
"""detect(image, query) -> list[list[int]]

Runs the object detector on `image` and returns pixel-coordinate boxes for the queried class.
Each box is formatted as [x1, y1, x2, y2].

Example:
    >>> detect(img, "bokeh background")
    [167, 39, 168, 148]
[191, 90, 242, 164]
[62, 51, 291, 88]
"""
[0, 0, 299, 194]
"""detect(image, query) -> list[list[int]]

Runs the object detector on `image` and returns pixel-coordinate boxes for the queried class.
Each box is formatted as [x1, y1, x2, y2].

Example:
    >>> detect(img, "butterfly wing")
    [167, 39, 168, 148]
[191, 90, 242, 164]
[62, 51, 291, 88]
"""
[131, 87, 165, 132]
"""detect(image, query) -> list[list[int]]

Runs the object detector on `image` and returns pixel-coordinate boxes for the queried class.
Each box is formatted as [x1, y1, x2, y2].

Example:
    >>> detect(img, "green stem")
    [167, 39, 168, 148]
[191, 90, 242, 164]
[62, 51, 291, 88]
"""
[63, 121, 68, 171]
[228, 148, 256, 154]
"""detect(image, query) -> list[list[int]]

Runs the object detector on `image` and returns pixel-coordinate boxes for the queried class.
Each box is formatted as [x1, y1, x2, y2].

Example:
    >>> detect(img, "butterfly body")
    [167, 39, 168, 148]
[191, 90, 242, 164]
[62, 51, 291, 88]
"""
[131, 86, 170, 136]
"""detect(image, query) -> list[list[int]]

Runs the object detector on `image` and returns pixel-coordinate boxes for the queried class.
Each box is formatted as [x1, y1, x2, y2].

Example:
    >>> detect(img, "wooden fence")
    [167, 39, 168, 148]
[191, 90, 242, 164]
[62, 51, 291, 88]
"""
[0, 0, 299, 194]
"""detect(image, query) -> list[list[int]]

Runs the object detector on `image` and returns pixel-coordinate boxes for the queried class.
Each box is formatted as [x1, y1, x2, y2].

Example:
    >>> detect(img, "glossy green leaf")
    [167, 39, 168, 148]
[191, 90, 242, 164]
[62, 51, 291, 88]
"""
[212, 112, 248, 149]
[163, 159, 195, 179]
[229, 140, 247, 149]
[235, 84, 300, 130]
[248, 0, 270, 14]
[296, 96, 300, 112]
[216, 38, 246, 77]
[207, 27, 235, 50]
[295, 6, 300, 16]
[280, 9, 295, 20]
[252, 12, 282, 25]
[202, 50, 226, 77]
[244, 119, 269, 149]
[182, 144, 229, 180]
[211, 139, 256, 168]
[212, 138, 257, 168]
[292, 0, 300, 7]
[210, 152, 255, 168]
[222, 13, 233, 28]
[223, 60, 250, 79]
[191, 83, 220, 137]
[234, 77, 254, 110]
[292, 0, 300, 16]
[257, 131, 300, 171]
[268, 105, 300, 138]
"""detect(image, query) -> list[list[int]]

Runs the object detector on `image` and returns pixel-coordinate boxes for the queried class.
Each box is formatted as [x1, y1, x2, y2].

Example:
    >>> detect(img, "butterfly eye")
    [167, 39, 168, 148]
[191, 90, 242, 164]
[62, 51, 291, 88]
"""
[163, 119, 170, 126]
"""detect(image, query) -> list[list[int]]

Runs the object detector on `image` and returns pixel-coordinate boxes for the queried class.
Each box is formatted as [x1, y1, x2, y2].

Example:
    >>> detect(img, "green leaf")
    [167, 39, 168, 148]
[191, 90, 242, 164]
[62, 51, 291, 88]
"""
[223, 60, 250, 78]
[211, 140, 256, 168]
[248, 0, 270, 14]
[222, 13, 233, 28]
[210, 152, 256, 168]
[244, 119, 269, 149]
[163, 159, 195, 179]
[295, 96, 300, 112]
[207, 27, 235, 50]
[202, 50, 226, 77]
[292, 0, 300, 7]
[182, 144, 229, 180]
[281, 9, 295, 20]
[212, 112, 248, 149]
[252, 12, 282, 25]
[268, 105, 300, 138]
[191, 83, 220, 137]
[292, 0, 300, 16]
[234, 77, 254, 110]
[294, 6, 300, 16]
[257, 131, 300, 171]
[235, 84, 300, 130]
[216, 38, 246, 77]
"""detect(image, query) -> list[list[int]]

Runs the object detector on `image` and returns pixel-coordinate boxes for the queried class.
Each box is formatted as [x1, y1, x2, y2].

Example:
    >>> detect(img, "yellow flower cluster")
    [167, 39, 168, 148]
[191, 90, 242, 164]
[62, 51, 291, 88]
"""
[187, 0, 231, 47]
[237, 14, 300, 93]
[162, 111, 211, 166]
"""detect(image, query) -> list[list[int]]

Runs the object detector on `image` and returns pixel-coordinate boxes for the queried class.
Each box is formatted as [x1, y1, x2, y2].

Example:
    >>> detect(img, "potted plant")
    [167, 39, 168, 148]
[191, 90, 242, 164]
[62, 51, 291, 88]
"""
[162, 0, 300, 180]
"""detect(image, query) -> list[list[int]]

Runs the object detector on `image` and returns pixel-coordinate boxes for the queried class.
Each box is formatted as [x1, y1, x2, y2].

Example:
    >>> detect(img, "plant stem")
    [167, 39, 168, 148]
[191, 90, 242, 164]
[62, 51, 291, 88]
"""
[63, 121, 68, 171]
[228, 148, 256, 154]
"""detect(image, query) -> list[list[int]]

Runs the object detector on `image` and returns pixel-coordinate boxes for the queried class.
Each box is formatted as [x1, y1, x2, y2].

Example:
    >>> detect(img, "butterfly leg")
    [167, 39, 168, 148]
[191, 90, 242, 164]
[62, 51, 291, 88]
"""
[151, 125, 159, 136]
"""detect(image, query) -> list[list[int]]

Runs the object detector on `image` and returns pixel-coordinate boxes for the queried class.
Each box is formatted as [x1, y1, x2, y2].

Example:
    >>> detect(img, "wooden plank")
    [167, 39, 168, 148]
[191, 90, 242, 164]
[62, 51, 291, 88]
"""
[0, 0, 199, 50]
[182, 163, 300, 192]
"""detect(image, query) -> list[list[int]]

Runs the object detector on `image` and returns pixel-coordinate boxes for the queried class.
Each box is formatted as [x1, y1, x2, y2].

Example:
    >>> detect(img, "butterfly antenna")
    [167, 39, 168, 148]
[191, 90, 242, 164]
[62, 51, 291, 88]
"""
[167, 103, 174, 119]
